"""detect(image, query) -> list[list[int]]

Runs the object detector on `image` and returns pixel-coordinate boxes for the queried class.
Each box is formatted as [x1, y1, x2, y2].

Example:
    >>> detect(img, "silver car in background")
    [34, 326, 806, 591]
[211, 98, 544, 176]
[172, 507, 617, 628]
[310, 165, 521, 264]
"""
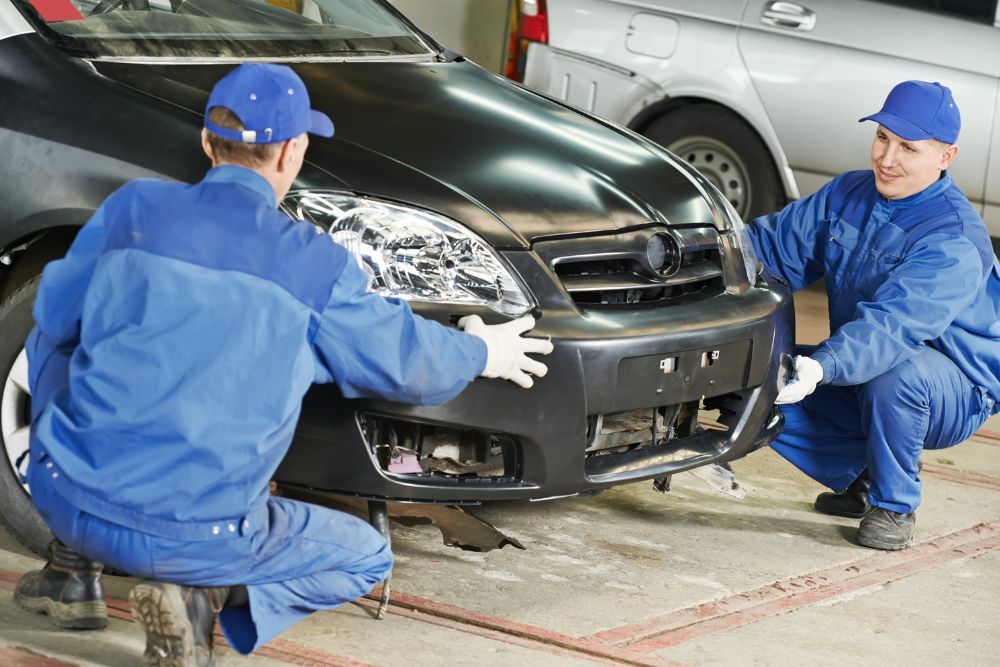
[516, 0, 1000, 253]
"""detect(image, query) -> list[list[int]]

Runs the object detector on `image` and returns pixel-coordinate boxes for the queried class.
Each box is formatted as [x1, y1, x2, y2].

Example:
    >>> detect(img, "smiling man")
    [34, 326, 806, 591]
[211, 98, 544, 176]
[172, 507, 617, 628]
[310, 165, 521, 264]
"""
[747, 80, 1000, 550]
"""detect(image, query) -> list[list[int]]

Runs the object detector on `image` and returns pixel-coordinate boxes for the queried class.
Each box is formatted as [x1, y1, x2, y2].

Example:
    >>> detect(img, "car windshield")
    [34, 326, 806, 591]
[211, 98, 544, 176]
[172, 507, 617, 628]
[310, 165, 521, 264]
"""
[15, 0, 434, 59]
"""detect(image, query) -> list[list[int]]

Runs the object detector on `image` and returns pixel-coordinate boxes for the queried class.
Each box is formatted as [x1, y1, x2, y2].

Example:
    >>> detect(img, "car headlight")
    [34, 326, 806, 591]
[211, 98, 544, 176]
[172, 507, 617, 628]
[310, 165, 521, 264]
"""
[283, 191, 534, 316]
[706, 186, 759, 286]
[724, 198, 760, 286]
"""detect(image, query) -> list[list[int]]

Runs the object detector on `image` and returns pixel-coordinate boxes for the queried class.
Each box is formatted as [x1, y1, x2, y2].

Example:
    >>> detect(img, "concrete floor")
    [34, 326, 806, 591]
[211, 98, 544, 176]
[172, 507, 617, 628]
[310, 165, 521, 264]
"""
[2, 283, 999, 666]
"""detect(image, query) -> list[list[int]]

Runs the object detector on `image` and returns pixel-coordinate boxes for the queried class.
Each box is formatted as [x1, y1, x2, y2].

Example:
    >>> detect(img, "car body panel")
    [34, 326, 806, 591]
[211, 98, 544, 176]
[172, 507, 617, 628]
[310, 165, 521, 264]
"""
[739, 0, 1000, 213]
[524, 0, 1000, 244]
[522, 0, 800, 200]
[92, 59, 721, 246]
[0, 0, 30, 37]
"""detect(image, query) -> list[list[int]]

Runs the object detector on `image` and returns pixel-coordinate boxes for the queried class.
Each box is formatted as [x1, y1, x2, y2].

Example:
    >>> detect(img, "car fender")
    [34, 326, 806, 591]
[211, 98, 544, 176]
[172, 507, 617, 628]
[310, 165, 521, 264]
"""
[622, 77, 800, 203]
[527, 4, 802, 202]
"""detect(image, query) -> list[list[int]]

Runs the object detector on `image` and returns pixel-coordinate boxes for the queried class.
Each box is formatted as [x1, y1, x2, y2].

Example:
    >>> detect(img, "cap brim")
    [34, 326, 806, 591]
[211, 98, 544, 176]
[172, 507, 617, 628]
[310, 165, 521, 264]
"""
[308, 110, 335, 138]
[858, 111, 933, 141]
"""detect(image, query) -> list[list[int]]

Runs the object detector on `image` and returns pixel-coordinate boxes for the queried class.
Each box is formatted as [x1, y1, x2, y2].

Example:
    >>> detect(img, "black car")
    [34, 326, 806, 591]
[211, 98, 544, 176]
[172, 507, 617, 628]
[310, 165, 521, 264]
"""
[0, 0, 792, 556]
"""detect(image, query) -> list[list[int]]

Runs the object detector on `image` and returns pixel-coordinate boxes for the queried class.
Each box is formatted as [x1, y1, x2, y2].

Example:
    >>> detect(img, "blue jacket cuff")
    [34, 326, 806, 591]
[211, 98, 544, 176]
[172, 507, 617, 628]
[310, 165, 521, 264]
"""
[811, 349, 838, 385]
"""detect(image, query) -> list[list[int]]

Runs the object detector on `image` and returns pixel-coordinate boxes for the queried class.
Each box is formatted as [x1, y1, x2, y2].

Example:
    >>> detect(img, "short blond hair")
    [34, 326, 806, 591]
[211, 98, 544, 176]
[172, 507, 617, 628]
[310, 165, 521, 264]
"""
[205, 106, 280, 168]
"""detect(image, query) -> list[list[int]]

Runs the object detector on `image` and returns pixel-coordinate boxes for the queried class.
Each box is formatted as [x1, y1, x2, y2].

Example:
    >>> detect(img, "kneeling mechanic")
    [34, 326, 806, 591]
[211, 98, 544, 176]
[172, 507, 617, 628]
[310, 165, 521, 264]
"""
[14, 62, 553, 665]
[749, 80, 1000, 550]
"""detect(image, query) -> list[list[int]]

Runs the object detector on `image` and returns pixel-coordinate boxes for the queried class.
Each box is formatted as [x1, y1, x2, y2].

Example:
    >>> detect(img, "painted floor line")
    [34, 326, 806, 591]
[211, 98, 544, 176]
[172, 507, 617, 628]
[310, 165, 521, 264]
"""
[922, 463, 1000, 492]
[585, 521, 1000, 653]
[973, 428, 1000, 443]
[0, 571, 370, 667]
[352, 597, 664, 667]
[361, 589, 680, 667]
[0, 645, 81, 667]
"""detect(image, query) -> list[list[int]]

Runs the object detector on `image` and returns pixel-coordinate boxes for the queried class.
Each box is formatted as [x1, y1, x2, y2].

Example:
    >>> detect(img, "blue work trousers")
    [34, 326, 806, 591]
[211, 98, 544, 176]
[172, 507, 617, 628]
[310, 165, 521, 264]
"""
[29, 465, 393, 654]
[772, 346, 994, 513]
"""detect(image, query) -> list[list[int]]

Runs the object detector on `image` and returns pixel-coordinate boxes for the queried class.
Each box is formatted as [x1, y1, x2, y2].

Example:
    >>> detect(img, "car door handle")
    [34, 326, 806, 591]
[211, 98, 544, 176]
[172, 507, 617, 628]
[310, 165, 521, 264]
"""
[760, 1, 816, 31]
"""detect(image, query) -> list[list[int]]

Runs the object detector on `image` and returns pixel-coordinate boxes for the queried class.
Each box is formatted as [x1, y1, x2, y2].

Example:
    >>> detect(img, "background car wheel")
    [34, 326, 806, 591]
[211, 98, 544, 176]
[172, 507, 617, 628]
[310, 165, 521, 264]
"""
[643, 104, 784, 221]
[0, 276, 53, 557]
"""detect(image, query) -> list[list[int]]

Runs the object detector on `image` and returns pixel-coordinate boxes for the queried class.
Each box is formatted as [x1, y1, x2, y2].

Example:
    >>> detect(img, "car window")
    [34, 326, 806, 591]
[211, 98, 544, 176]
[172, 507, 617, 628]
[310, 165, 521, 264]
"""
[869, 0, 998, 24]
[14, 0, 435, 59]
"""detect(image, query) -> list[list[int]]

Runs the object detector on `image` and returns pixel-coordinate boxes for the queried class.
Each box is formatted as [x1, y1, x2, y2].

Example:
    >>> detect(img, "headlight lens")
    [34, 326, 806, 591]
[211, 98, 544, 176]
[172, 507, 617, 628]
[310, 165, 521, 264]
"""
[728, 204, 760, 286]
[712, 188, 759, 286]
[283, 191, 534, 316]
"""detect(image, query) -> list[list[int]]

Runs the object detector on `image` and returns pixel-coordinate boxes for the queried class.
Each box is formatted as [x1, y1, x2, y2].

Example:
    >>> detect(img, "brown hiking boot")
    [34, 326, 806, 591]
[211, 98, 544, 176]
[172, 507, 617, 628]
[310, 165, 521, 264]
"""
[129, 581, 229, 667]
[14, 540, 108, 630]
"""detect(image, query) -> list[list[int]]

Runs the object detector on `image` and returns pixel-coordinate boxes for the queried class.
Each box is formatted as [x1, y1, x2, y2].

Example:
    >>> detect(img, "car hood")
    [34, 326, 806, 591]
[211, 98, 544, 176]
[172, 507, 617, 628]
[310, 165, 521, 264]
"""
[93, 59, 716, 248]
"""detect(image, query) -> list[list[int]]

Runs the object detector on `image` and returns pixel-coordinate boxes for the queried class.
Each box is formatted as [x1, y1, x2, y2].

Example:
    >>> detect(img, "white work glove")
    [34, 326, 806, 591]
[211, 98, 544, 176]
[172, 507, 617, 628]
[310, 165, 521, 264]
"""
[775, 355, 824, 405]
[459, 315, 554, 388]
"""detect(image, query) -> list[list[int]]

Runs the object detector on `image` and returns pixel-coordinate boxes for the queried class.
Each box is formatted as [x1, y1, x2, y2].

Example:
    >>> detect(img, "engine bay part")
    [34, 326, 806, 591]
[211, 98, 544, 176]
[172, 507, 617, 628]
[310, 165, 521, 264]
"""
[360, 413, 519, 481]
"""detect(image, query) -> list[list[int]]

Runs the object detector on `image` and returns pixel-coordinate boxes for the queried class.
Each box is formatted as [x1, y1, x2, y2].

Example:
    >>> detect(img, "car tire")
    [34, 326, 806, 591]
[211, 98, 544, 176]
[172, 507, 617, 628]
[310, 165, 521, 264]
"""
[643, 104, 784, 221]
[0, 275, 53, 557]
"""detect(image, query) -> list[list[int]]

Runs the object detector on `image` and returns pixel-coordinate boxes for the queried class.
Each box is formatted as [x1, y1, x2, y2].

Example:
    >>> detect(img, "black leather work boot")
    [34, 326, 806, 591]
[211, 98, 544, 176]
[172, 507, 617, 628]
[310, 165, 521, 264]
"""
[129, 581, 231, 667]
[857, 507, 916, 550]
[14, 540, 108, 629]
[814, 470, 871, 518]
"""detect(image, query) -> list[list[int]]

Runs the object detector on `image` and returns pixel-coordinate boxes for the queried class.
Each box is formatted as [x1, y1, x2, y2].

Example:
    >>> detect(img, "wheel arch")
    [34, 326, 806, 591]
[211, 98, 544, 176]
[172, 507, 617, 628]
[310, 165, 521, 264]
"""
[626, 95, 800, 202]
[0, 209, 88, 304]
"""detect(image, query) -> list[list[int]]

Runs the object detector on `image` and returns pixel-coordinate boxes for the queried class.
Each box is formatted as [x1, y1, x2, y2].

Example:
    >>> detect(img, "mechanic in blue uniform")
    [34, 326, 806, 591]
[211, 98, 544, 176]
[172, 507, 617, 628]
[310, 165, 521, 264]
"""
[747, 80, 1000, 551]
[14, 63, 553, 665]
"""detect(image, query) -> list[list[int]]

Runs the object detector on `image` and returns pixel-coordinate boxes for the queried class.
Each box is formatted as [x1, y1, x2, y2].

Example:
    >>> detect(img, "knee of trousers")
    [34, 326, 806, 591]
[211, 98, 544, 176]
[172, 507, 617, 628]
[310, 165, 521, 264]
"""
[858, 357, 930, 414]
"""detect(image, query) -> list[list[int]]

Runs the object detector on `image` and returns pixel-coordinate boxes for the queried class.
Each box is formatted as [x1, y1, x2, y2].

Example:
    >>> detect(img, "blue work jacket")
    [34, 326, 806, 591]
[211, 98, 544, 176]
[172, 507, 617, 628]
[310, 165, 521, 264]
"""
[748, 170, 1000, 407]
[27, 165, 487, 540]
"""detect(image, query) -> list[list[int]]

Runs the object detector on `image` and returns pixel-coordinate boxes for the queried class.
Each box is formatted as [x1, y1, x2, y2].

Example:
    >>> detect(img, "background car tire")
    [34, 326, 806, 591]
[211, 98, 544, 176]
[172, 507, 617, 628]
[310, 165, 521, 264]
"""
[643, 104, 784, 221]
[0, 276, 53, 557]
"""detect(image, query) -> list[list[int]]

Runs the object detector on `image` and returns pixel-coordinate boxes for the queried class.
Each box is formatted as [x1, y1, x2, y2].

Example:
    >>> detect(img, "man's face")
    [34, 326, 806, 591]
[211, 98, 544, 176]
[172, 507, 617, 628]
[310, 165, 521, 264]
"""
[870, 125, 958, 200]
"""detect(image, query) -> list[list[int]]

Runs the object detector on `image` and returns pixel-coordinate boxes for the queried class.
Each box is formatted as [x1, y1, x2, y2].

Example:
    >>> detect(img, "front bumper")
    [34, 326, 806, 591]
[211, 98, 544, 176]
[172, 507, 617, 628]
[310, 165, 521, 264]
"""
[277, 275, 794, 503]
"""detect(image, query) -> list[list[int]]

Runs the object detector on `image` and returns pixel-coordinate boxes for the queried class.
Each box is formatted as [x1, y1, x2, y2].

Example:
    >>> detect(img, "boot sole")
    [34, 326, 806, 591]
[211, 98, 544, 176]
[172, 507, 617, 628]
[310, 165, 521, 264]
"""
[858, 535, 912, 551]
[129, 582, 199, 667]
[14, 589, 108, 630]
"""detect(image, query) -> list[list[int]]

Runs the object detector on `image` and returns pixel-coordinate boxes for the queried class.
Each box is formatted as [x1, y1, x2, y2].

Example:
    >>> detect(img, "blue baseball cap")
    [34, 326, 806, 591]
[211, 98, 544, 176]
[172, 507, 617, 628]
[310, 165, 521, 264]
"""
[205, 63, 334, 144]
[859, 80, 960, 144]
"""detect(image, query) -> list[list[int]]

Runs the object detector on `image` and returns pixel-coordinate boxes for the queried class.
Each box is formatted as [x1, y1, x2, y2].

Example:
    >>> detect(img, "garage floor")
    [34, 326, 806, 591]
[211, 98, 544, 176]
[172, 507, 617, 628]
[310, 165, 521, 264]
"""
[2, 283, 998, 666]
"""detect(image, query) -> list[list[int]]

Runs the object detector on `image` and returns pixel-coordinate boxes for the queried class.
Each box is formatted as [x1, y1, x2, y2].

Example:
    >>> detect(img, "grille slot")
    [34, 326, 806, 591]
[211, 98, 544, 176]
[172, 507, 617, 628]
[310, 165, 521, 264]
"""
[538, 225, 725, 309]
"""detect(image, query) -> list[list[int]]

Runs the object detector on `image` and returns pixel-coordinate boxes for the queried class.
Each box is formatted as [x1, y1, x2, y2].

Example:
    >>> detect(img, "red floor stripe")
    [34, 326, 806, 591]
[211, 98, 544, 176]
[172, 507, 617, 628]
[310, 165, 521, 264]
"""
[352, 597, 658, 667]
[974, 428, 1000, 443]
[0, 646, 80, 667]
[586, 521, 1000, 653]
[922, 463, 1000, 491]
[362, 589, 677, 667]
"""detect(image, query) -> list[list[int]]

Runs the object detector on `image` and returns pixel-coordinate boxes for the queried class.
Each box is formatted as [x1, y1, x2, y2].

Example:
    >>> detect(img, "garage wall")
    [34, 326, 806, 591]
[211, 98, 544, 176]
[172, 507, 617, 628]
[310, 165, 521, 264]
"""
[388, 0, 513, 74]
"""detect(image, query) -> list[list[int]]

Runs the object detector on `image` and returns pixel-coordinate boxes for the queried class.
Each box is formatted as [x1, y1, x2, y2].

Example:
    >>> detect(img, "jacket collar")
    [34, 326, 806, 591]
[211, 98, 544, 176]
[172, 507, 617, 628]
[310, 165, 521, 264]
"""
[877, 171, 952, 209]
[203, 164, 278, 209]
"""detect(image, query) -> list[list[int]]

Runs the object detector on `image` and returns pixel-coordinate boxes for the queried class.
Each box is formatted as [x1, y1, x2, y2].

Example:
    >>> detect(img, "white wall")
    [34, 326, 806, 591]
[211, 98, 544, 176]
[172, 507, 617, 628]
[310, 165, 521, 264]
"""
[389, 0, 513, 74]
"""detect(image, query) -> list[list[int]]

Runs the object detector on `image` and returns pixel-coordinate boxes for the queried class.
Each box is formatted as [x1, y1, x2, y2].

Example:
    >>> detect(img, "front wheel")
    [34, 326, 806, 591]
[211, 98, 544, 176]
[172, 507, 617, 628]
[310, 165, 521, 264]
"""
[0, 276, 54, 556]
[643, 104, 784, 221]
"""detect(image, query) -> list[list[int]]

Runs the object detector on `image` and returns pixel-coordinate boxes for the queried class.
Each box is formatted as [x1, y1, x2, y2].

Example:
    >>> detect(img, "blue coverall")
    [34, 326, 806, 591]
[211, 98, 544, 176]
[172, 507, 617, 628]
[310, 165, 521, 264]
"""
[25, 165, 488, 653]
[748, 170, 1000, 514]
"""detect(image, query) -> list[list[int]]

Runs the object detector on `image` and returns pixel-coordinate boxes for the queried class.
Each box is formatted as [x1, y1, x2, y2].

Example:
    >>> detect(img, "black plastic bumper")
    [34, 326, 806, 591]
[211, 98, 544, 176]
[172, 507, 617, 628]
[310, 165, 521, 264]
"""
[278, 280, 794, 502]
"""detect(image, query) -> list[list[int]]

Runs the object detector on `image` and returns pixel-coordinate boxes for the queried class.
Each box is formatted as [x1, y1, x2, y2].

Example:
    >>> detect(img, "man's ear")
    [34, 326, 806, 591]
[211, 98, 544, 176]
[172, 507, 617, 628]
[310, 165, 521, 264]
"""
[201, 128, 216, 164]
[940, 143, 959, 170]
[276, 137, 297, 172]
